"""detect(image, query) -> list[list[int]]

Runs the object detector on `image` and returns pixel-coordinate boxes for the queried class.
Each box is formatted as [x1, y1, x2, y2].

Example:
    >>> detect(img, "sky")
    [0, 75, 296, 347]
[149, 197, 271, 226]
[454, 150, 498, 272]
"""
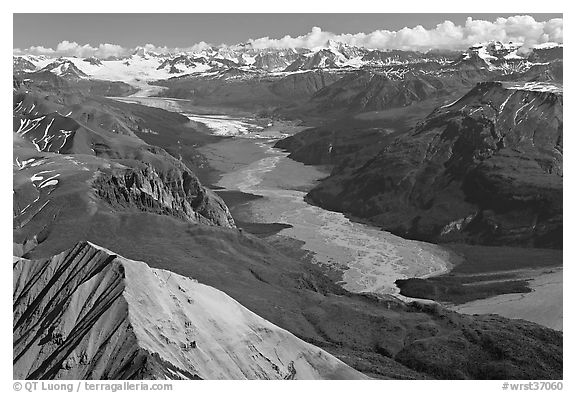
[13, 14, 563, 57]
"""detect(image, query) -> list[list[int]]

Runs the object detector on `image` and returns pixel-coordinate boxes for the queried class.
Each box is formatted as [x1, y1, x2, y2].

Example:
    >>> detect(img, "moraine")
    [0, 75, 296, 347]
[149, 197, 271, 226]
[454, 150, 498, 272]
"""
[113, 95, 455, 296]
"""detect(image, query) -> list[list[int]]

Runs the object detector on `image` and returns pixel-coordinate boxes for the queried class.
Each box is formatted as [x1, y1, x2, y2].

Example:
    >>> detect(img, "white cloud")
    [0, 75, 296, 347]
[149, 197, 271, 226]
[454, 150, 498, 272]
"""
[13, 45, 55, 56]
[246, 16, 563, 51]
[13, 15, 563, 58]
[14, 41, 129, 58]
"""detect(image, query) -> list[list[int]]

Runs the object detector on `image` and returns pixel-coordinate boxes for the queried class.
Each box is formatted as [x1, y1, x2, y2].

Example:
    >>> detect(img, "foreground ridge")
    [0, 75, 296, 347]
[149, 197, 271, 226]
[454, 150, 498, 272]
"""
[13, 241, 368, 380]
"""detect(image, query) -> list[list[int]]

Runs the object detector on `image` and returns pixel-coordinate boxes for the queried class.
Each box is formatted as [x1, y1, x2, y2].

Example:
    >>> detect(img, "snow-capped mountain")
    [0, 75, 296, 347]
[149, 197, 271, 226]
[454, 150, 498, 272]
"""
[252, 49, 301, 71]
[456, 42, 521, 67]
[449, 41, 562, 74]
[156, 54, 212, 74]
[13, 54, 53, 72]
[13, 40, 563, 87]
[40, 59, 89, 79]
[284, 41, 369, 71]
[13, 56, 37, 73]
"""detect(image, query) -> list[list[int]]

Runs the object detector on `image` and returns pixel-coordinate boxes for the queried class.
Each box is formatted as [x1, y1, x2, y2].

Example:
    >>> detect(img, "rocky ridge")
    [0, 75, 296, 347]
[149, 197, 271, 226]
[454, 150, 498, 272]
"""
[14, 242, 366, 380]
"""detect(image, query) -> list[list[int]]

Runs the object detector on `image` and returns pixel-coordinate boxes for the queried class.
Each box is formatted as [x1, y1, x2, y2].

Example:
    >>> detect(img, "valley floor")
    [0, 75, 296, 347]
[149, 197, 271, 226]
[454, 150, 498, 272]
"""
[451, 268, 562, 331]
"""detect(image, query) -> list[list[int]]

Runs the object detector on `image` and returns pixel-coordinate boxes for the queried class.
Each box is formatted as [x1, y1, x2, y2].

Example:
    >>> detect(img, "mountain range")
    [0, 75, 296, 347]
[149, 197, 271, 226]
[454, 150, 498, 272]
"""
[14, 41, 562, 80]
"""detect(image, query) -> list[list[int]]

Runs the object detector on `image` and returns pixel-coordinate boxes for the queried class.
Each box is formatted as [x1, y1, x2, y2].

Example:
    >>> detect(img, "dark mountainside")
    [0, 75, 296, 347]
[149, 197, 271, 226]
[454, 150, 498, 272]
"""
[298, 81, 562, 248]
[308, 71, 471, 115]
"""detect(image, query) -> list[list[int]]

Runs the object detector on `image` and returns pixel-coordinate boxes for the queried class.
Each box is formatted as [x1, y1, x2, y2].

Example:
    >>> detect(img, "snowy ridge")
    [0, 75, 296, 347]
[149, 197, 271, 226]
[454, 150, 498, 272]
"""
[13, 242, 368, 380]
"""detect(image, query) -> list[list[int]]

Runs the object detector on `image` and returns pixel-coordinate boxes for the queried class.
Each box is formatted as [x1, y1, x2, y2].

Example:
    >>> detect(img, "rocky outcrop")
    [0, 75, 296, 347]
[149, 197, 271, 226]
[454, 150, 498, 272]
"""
[93, 162, 234, 228]
[13, 242, 368, 380]
[305, 81, 562, 248]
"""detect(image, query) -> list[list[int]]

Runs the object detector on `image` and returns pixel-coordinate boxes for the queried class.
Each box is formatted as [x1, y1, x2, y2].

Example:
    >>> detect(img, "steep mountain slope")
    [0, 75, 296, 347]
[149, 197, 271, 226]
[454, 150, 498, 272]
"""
[304, 81, 562, 248]
[309, 70, 471, 114]
[14, 242, 367, 380]
[14, 69, 219, 171]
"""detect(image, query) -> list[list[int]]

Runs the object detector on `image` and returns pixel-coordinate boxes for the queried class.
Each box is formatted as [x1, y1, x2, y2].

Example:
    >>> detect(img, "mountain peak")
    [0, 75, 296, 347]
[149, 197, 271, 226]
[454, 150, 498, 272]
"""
[131, 46, 164, 58]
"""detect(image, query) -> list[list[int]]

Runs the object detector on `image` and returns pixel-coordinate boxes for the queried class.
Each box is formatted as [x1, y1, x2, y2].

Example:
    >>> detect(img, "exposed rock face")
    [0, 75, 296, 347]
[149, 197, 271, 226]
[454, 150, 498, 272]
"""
[93, 162, 234, 228]
[13, 242, 368, 380]
[253, 50, 301, 72]
[306, 81, 562, 248]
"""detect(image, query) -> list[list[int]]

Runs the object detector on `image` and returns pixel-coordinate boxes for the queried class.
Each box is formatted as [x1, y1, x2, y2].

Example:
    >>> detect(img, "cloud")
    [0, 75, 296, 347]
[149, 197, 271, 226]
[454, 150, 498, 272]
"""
[246, 16, 563, 51]
[14, 41, 129, 58]
[13, 15, 563, 58]
[13, 45, 55, 56]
